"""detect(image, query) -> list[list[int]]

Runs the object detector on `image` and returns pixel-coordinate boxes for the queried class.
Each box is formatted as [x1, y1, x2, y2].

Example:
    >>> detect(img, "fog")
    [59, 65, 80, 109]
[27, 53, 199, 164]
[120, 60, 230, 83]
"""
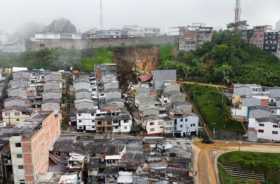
[0, 0, 279, 33]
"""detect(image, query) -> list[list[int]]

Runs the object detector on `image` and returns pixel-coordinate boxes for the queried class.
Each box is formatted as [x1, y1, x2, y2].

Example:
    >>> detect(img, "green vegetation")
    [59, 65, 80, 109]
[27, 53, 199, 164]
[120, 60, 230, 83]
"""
[0, 48, 112, 72]
[218, 151, 280, 184]
[81, 48, 113, 72]
[218, 164, 257, 184]
[183, 84, 244, 133]
[160, 31, 280, 86]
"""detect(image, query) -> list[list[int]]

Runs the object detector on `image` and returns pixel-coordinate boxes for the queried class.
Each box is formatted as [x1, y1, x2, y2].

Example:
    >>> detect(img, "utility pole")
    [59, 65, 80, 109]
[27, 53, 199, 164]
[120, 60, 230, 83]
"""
[99, 0, 103, 29]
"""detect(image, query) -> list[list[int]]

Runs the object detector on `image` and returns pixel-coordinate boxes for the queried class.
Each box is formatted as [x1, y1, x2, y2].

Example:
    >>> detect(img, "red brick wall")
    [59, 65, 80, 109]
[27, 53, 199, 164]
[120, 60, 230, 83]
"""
[23, 112, 62, 183]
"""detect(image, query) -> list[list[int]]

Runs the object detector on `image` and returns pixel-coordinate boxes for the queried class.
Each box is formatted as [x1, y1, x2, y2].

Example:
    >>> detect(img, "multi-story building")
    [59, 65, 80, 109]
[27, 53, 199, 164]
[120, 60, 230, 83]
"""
[263, 32, 279, 52]
[178, 24, 213, 52]
[0, 111, 62, 184]
[2, 107, 32, 127]
[174, 115, 199, 137]
[248, 116, 280, 141]
[248, 25, 272, 49]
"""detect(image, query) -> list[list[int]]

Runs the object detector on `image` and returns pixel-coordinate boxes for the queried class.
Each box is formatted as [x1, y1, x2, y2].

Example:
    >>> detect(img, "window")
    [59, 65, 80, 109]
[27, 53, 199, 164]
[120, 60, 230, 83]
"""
[5, 112, 9, 116]
[15, 143, 21, 147]
[92, 120, 95, 123]
[14, 112, 20, 116]
[16, 118, 20, 122]
[181, 118, 184, 122]
[19, 180, 25, 184]
[259, 123, 265, 127]
[18, 165, 24, 169]
[16, 154, 22, 158]
[180, 125, 183, 128]
[150, 128, 155, 132]
[273, 125, 278, 128]
[79, 120, 82, 123]
[150, 122, 155, 126]
[258, 129, 264, 133]
[272, 131, 278, 135]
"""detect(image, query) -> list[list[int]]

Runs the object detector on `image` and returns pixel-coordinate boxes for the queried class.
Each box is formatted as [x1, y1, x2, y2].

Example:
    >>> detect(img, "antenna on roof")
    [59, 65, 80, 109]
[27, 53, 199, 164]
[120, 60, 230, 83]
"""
[99, 0, 104, 29]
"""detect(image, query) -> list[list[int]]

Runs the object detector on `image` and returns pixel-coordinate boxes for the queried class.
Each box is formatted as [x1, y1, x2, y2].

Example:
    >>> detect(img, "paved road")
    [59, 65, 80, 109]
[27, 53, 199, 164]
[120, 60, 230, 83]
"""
[192, 140, 280, 184]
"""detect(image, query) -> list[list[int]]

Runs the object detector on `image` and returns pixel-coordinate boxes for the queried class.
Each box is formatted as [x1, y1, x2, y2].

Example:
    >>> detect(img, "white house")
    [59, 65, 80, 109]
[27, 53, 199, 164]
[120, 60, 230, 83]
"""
[76, 111, 96, 131]
[112, 113, 133, 133]
[145, 118, 164, 135]
[174, 115, 199, 136]
[248, 117, 280, 141]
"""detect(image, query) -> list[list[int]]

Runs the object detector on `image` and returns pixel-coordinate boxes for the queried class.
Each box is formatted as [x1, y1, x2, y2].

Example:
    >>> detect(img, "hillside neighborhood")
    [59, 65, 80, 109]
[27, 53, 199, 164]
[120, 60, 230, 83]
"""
[0, 0, 280, 184]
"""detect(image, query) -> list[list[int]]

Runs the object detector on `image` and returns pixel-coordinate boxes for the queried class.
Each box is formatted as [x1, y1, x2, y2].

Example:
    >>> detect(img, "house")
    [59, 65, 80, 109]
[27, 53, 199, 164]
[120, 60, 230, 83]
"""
[248, 106, 272, 119]
[73, 81, 91, 91]
[75, 89, 92, 100]
[170, 102, 193, 116]
[2, 107, 32, 126]
[95, 111, 132, 133]
[7, 88, 28, 99]
[42, 99, 61, 112]
[44, 82, 62, 91]
[233, 84, 263, 97]
[145, 117, 165, 135]
[44, 72, 62, 82]
[152, 70, 176, 90]
[42, 90, 62, 100]
[74, 99, 97, 112]
[9, 80, 29, 89]
[76, 110, 96, 131]
[178, 24, 213, 52]
[174, 115, 199, 136]
[248, 116, 280, 141]
[4, 97, 31, 109]
[12, 71, 31, 81]
[9, 112, 61, 184]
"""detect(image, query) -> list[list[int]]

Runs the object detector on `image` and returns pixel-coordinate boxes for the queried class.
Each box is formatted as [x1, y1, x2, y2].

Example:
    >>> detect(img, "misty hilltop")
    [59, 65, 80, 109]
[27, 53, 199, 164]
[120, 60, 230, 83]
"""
[43, 18, 77, 34]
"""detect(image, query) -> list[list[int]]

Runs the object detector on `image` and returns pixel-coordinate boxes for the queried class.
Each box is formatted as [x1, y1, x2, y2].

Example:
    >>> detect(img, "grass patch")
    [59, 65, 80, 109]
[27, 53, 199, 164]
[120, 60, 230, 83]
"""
[218, 151, 280, 184]
[183, 84, 244, 133]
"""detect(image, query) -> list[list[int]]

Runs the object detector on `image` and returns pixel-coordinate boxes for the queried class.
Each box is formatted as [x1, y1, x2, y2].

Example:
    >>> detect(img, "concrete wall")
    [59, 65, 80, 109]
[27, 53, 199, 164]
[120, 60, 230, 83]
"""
[27, 36, 178, 51]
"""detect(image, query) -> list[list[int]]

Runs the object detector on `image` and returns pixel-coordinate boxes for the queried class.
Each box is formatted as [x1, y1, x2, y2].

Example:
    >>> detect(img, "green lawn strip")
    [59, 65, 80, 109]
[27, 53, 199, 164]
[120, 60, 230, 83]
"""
[218, 151, 280, 184]
[183, 84, 244, 133]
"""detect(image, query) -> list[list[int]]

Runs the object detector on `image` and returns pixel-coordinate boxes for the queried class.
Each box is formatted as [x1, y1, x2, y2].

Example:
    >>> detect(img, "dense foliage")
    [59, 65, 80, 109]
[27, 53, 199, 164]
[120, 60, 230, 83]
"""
[0, 48, 112, 72]
[81, 48, 113, 72]
[183, 84, 244, 133]
[219, 151, 280, 184]
[160, 31, 280, 86]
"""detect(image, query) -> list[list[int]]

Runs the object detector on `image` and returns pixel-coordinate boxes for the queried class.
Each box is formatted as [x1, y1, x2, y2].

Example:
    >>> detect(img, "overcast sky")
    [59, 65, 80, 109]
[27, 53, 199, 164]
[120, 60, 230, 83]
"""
[0, 0, 279, 33]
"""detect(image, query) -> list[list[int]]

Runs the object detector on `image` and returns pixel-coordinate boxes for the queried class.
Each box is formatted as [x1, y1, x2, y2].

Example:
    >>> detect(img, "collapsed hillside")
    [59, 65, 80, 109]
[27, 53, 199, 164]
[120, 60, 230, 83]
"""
[113, 47, 160, 90]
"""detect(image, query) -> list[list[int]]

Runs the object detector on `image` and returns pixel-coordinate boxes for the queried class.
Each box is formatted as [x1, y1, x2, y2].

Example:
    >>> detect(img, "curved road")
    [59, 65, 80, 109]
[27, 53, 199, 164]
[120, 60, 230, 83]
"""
[192, 140, 280, 184]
